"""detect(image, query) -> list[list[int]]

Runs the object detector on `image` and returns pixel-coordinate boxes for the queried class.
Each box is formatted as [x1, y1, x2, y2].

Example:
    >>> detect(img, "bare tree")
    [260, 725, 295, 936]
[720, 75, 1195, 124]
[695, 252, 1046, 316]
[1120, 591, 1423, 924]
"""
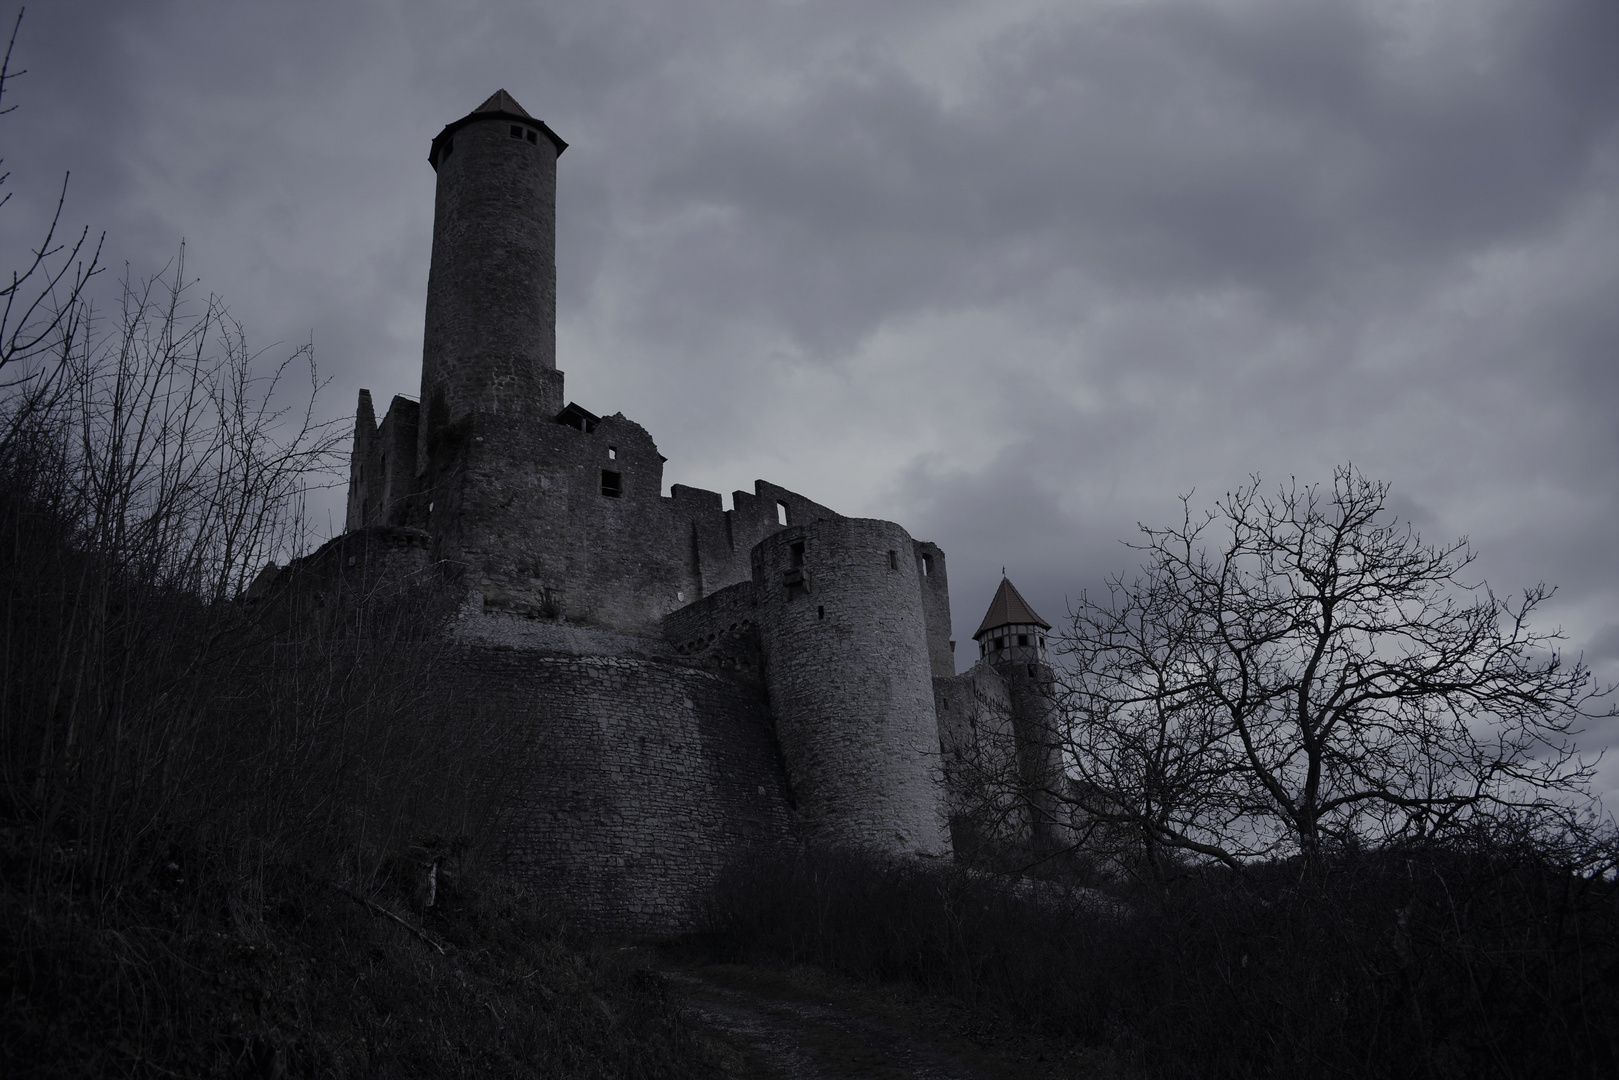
[1057, 465, 1610, 878]
[0, 8, 103, 384]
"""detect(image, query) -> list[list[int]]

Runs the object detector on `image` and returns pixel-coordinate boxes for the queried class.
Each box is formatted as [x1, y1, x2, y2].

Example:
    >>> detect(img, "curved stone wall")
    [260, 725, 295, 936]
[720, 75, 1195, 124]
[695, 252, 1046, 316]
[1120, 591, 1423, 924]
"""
[751, 518, 950, 857]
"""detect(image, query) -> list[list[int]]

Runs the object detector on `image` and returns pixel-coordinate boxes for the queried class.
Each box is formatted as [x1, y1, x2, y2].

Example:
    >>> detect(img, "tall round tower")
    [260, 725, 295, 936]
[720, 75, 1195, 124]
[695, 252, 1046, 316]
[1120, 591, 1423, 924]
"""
[419, 90, 567, 462]
[752, 518, 951, 857]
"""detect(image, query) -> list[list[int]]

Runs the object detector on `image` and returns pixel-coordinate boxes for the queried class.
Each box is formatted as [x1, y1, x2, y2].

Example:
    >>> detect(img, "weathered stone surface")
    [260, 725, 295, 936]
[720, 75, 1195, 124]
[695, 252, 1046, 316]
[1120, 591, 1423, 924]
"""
[447, 643, 795, 934]
[751, 518, 951, 857]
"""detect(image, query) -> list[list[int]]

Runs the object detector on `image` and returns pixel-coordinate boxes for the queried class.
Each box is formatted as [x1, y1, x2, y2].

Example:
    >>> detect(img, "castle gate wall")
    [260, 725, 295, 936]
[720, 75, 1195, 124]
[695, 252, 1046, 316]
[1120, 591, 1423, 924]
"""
[750, 518, 950, 856]
[448, 642, 796, 935]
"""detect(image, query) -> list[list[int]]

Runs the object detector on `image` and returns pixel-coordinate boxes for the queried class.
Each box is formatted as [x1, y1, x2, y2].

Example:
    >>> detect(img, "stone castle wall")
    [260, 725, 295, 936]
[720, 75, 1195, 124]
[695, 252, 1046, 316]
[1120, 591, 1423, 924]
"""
[935, 665, 1029, 855]
[445, 637, 795, 933]
[750, 518, 950, 856]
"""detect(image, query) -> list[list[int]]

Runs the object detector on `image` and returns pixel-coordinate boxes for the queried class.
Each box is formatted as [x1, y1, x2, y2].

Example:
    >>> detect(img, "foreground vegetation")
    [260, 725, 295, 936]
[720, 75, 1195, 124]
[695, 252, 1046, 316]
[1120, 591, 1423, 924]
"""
[701, 841, 1619, 1079]
[0, 248, 721, 1074]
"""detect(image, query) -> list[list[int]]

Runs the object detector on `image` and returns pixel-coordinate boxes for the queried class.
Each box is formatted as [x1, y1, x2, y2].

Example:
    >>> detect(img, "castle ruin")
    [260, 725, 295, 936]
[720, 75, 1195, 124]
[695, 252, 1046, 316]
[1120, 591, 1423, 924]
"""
[317, 91, 1065, 931]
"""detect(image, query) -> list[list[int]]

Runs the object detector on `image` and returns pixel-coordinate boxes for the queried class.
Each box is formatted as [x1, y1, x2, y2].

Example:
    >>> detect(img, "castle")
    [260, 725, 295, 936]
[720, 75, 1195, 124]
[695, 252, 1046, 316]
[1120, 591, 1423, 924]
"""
[322, 92, 1066, 932]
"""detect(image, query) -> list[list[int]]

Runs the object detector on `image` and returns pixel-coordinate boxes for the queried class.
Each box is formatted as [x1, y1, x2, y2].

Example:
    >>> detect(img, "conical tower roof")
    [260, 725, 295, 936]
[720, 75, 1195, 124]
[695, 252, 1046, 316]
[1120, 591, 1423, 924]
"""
[973, 577, 1050, 639]
[474, 89, 533, 118]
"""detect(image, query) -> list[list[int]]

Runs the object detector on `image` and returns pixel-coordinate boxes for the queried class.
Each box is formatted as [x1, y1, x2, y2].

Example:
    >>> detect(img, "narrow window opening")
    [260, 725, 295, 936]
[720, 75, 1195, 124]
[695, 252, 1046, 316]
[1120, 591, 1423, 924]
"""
[994, 637, 1005, 651]
[776, 501, 788, 526]
[607, 446, 617, 460]
[526, 129, 538, 144]
[1018, 634, 1029, 647]
[887, 550, 898, 571]
[600, 469, 622, 497]
[921, 553, 932, 577]
[817, 605, 825, 620]
[790, 541, 805, 567]
[510, 125, 523, 138]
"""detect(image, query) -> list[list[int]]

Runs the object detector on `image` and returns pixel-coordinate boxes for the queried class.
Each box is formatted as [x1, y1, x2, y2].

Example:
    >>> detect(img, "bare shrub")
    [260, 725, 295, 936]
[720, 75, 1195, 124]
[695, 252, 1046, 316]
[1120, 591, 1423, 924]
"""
[703, 836, 1619, 1079]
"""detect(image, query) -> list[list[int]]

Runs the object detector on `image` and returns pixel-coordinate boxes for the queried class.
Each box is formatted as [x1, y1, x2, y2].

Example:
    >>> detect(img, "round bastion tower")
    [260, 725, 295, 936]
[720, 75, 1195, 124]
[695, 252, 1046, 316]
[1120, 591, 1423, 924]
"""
[419, 90, 567, 465]
[751, 518, 952, 857]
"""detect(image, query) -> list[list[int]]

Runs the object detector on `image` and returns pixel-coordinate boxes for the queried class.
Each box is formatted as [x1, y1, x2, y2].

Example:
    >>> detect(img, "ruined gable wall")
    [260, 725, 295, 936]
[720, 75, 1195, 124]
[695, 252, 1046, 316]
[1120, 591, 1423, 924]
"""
[374, 396, 419, 526]
[344, 391, 379, 532]
[913, 540, 955, 678]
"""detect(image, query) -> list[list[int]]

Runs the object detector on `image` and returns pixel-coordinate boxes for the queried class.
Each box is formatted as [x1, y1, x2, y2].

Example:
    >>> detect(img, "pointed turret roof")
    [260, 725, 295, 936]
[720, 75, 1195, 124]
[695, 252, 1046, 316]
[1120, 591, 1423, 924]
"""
[474, 89, 532, 118]
[429, 90, 568, 168]
[973, 577, 1050, 639]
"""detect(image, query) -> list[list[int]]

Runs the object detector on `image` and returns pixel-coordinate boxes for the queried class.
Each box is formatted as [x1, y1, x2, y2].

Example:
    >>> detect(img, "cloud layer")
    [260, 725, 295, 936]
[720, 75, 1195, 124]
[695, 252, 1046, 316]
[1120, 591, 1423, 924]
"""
[5, 0, 1616, 790]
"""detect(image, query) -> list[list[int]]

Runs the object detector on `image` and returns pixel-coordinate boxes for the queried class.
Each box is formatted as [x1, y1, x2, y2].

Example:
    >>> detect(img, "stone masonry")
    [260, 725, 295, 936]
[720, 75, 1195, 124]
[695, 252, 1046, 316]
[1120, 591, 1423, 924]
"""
[306, 91, 1066, 932]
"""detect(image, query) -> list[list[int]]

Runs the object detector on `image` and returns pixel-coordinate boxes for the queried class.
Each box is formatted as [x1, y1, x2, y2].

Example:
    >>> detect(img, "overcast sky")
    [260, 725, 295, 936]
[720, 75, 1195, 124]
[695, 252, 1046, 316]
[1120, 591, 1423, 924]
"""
[5, 0, 1616, 791]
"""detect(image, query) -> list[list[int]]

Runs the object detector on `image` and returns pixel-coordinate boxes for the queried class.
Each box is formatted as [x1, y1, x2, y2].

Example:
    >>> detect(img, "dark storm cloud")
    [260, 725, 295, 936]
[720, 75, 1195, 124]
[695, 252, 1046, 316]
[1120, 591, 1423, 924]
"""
[617, 0, 1619, 358]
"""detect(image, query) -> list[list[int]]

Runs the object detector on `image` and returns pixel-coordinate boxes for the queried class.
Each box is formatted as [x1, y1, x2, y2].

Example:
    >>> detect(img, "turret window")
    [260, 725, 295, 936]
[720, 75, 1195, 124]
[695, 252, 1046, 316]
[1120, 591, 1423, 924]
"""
[888, 550, 898, 571]
[1018, 634, 1028, 647]
[600, 470, 622, 497]
[777, 501, 788, 526]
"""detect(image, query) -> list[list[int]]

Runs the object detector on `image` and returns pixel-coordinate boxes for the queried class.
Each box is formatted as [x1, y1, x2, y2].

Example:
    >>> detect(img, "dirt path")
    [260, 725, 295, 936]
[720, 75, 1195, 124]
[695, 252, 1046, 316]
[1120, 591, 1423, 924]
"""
[667, 969, 990, 1080]
[658, 963, 1115, 1080]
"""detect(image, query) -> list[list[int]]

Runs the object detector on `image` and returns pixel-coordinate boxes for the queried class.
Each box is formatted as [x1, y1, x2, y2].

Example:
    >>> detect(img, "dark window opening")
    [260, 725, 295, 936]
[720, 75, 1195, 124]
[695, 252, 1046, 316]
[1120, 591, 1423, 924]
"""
[556, 402, 600, 432]
[607, 446, 617, 460]
[994, 637, 1005, 651]
[790, 541, 805, 567]
[1018, 634, 1028, 647]
[887, 550, 898, 571]
[817, 605, 824, 619]
[777, 501, 788, 526]
[510, 125, 523, 138]
[600, 470, 622, 497]
[526, 129, 538, 143]
[921, 553, 932, 576]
